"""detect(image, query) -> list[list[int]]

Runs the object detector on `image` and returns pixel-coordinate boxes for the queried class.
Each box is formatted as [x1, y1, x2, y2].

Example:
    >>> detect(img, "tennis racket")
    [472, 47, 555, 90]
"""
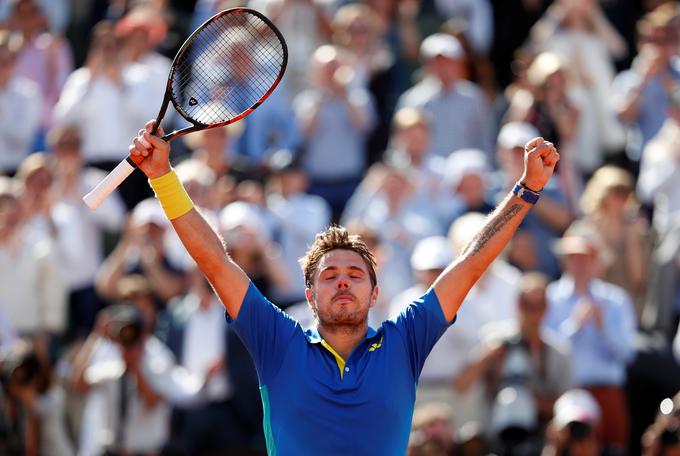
[83, 7, 288, 209]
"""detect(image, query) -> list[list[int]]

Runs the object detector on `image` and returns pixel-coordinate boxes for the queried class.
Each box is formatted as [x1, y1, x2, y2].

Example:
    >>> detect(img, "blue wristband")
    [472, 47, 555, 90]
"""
[512, 182, 541, 204]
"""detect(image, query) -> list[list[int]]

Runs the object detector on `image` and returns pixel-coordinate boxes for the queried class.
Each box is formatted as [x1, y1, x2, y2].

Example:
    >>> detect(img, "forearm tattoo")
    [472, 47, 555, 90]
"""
[464, 202, 524, 257]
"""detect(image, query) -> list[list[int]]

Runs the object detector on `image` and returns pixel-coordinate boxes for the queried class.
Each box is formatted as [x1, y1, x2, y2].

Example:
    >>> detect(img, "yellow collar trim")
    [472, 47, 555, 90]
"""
[320, 340, 346, 379]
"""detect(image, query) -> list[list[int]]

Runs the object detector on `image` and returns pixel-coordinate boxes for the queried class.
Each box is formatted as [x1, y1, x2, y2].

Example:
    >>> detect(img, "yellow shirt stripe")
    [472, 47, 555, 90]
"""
[320, 340, 346, 379]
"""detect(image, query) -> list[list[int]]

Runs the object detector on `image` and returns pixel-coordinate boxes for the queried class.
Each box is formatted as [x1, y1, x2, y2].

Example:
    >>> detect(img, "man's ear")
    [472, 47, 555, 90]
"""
[305, 288, 313, 305]
[369, 286, 379, 309]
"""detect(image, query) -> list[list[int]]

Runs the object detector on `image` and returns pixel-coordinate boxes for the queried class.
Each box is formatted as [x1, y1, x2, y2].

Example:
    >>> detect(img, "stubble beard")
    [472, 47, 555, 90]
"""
[310, 290, 369, 335]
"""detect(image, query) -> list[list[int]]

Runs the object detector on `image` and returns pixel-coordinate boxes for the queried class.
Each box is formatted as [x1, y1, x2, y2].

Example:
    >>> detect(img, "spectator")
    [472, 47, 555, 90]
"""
[455, 272, 572, 442]
[331, 3, 391, 91]
[408, 402, 456, 456]
[545, 226, 637, 453]
[384, 106, 441, 203]
[642, 215, 680, 343]
[637, 87, 680, 234]
[0, 29, 41, 175]
[250, 0, 333, 97]
[528, 0, 628, 169]
[436, 148, 495, 228]
[641, 394, 680, 456]
[0, 339, 75, 456]
[184, 124, 241, 179]
[219, 201, 291, 298]
[72, 303, 213, 456]
[398, 32, 494, 159]
[46, 125, 126, 339]
[265, 149, 331, 305]
[5, 0, 73, 147]
[0, 176, 67, 338]
[0, 0, 70, 34]
[295, 44, 376, 218]
[495, 121, 574, 278]
[612, 3, 680, 165]
[542, 389, 604, 456]
[115, 5, 170, 83]
[341, 163, 441, 280]
[506, 51, 585, 195]
[53, 20, 158, 209]
[162, 267, 263, 455]
[580, 166, 651, 316]
[96, 198, 187, 303]
[363, 0, 422, 156]
[233, 83, 301, 177]
[433, 0, 493, 56]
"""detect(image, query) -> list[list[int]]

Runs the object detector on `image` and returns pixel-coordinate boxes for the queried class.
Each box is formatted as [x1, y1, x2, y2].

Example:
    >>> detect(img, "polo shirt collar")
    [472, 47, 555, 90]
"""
[304, 325, 379, 344]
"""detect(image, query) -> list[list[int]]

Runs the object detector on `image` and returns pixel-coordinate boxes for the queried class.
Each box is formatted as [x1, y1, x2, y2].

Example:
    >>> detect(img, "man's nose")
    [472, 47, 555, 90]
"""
[336, 277, 350, 289]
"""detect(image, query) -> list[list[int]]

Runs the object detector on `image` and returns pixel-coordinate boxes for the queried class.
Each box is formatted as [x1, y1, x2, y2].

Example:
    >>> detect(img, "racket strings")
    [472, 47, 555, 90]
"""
[171, 11, 285, 125]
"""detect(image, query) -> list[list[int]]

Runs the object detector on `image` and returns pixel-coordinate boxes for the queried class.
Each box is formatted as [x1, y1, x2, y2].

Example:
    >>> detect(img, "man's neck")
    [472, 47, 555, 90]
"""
[317, 323, 368, 360]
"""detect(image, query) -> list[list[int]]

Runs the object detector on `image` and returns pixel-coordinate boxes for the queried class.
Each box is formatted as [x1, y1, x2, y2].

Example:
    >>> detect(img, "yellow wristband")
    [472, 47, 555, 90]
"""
[149, 169, 194, 220]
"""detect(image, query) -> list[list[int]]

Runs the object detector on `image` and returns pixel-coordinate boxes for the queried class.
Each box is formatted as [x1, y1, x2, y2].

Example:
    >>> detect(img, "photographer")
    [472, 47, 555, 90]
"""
[455, 272, 572, 449]
[543, 389, 603, 456]
[642, 393, 680, 456]
[71, 304, 221, 456]
[0, 339, 74, 456]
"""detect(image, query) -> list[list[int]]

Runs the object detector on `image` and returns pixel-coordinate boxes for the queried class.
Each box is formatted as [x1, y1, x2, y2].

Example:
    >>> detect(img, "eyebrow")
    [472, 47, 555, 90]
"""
[320, 265, 366, 274]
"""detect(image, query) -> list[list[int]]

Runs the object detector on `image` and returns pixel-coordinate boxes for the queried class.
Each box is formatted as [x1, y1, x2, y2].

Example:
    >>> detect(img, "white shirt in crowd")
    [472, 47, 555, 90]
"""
[53, 63, 161, 164]
[80, 335, 207, 456]
[0, 77, 42, 172]
[50, 169, 125, 290]
[182, 295, 231, 401]
[0, 229, 67, 334]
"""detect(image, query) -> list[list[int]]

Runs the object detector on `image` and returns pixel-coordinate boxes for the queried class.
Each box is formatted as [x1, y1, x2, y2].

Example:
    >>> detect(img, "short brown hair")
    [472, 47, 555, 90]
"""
[300, 225, 377, 289]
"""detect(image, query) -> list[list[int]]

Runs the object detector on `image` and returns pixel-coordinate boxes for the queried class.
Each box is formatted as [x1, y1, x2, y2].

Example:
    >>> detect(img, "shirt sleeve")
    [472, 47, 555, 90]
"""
[225, 281, 299, 382]
[392, 287, 455, 379]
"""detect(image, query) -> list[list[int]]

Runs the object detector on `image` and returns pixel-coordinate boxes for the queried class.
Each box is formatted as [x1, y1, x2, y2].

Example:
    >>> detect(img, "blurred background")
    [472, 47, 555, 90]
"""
[0, 0, 680, 455]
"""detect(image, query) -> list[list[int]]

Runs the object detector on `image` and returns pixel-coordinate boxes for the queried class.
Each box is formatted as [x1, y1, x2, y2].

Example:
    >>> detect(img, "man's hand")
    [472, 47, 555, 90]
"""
[130, 120, 172, 179]
[521, 137, 560, 192]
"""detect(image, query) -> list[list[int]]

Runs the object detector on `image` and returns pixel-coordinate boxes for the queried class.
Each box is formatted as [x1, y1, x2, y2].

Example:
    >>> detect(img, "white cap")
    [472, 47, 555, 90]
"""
[420, 33, 463, 61]
[131, 198, 168, 227]
[444, 148, 489, 187]
[553, 389, 601, 428]
[497, 122, 540, 150]
[410, 236, 453, 271]
[219, 201, 270, 240]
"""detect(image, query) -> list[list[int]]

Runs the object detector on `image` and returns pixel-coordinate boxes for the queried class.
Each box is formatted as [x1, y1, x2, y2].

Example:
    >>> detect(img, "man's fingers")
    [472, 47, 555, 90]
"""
[143, 130, 168, 149]
[525, 137, 544, 151]
[133, 138, 150, 157]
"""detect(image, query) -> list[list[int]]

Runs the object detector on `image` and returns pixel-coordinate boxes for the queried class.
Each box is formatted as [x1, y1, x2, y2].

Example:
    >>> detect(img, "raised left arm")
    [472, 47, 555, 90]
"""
[434, 138, 560, 322]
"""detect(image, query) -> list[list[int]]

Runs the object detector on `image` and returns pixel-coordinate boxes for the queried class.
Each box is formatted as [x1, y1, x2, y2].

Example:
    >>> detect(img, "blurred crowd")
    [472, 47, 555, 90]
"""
[1, 0, 680, 455]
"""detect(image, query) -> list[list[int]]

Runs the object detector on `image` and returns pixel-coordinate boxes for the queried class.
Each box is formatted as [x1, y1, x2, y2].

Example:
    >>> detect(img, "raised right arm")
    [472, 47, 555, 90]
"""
[130, 121, 250, 319]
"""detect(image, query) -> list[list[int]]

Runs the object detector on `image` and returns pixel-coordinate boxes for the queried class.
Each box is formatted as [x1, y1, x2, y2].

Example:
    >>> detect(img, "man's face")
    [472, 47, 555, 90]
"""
[518, 287, 547, 330]
[306, 249, 378, 328]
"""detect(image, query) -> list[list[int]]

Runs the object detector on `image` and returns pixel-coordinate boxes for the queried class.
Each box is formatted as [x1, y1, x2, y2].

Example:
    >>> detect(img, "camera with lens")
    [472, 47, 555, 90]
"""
[105, 304, 145, 348]
[660, 424, 679, 447]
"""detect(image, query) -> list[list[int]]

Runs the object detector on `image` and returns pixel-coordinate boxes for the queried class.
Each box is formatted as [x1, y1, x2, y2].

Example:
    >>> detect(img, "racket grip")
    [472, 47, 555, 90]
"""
[82, 158, 136, 209]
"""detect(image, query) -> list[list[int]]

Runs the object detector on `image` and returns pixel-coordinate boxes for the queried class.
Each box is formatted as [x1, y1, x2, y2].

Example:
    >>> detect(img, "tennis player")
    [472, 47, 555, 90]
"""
[130, 119, 559, 455]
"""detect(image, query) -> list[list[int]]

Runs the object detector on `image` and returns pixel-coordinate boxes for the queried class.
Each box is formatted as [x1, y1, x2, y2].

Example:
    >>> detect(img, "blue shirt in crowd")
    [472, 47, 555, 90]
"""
[544, 277, 637, 387]
[226, 282, 453, 455]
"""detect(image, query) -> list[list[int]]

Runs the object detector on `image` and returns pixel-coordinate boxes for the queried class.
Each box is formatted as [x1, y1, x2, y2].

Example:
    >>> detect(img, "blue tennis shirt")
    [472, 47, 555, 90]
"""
[226, 282, 454, 455]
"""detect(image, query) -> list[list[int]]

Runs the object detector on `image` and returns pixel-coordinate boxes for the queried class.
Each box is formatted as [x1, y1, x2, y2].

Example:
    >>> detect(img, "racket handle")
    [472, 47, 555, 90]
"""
[82, 158, 136, 209]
